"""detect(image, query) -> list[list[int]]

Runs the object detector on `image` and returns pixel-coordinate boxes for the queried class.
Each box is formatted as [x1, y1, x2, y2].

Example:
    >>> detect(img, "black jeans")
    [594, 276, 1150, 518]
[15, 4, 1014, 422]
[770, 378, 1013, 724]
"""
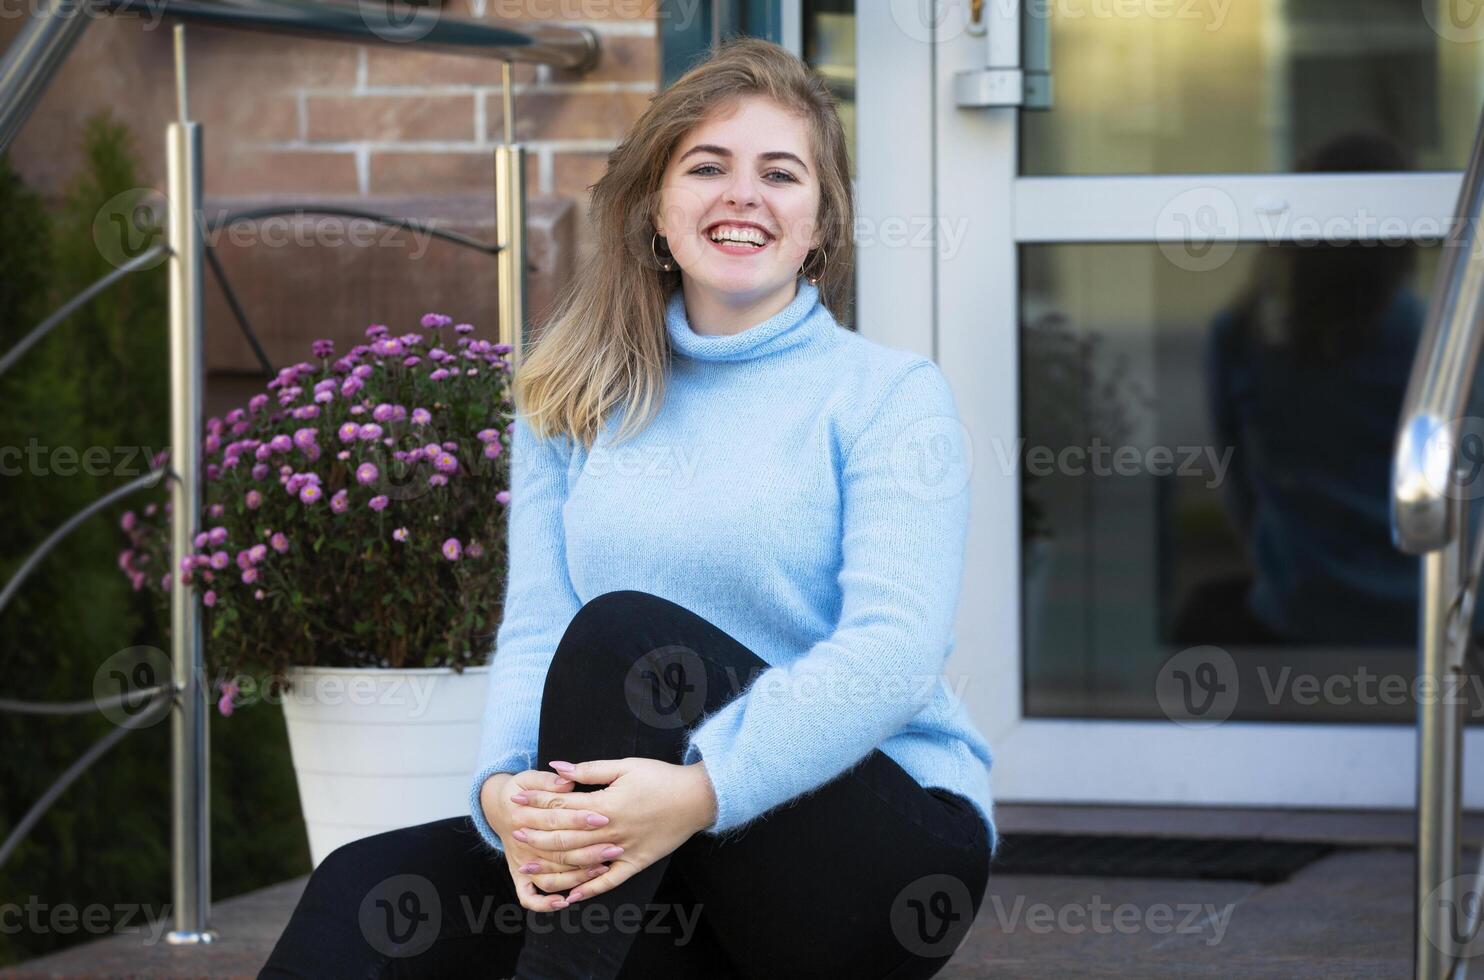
[260, 589, 991, 980]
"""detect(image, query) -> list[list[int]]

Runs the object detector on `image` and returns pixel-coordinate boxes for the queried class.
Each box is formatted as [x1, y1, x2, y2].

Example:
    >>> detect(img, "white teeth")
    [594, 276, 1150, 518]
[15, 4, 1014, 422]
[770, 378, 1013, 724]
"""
[708, 225, 769, 247]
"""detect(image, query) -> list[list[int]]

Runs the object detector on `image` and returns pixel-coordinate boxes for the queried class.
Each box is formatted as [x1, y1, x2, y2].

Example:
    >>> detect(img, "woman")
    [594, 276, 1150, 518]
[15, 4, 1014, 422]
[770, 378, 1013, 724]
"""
[262, 36, 996, 980]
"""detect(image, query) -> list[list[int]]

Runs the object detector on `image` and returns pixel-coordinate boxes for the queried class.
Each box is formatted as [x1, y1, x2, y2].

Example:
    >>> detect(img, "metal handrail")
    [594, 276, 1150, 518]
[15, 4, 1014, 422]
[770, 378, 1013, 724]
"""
[0, 0, 589, 948]
[1393, 100, 1484, 556]
[1392, 101, 1484, 980]
[0, 0, 599, 157]
[105, 0, 600, 69]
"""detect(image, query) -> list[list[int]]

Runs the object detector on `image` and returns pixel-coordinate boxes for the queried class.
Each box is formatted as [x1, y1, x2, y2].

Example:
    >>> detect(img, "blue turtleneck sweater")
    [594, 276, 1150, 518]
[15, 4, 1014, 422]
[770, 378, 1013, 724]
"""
[468, 276, 998, 858]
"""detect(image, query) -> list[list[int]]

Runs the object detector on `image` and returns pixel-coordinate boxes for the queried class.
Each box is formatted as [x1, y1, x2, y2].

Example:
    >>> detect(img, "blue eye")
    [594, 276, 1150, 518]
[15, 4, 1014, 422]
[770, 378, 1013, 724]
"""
[689, 164, 798, 183]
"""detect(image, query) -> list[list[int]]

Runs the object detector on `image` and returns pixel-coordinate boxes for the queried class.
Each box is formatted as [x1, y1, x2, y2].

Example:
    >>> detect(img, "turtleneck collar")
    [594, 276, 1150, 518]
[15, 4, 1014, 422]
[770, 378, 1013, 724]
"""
[665, 278, 830, 363]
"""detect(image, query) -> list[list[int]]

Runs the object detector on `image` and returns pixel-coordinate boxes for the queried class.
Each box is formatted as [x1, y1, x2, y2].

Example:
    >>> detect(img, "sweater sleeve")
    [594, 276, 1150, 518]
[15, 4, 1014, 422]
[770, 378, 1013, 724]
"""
[468, 412, 583, 856]
[680, 360, 972, 836]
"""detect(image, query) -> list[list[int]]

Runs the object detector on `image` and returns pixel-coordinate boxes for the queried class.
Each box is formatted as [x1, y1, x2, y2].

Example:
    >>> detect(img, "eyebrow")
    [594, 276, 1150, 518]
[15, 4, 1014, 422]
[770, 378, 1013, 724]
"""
[678, 143, 810, 174]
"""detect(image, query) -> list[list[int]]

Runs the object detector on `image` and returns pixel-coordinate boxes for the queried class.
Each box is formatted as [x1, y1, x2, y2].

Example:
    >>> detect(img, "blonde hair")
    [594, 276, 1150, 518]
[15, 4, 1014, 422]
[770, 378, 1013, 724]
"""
[512, 36, 855, 450]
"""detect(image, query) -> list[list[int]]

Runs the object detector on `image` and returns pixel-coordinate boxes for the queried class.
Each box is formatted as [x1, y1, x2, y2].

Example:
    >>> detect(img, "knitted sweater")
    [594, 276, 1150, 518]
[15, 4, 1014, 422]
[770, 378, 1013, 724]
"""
[468, 276, 998, 859]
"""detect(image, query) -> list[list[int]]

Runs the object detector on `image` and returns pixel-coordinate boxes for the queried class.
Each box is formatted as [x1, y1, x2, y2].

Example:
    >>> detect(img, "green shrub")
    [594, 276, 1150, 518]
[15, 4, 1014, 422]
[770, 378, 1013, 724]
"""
[0, 111, 308, 968]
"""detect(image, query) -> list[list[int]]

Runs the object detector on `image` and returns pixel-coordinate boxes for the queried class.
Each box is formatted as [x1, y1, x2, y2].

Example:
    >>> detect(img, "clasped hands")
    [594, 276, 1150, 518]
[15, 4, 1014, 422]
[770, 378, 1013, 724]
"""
[480, 757, 718, 913]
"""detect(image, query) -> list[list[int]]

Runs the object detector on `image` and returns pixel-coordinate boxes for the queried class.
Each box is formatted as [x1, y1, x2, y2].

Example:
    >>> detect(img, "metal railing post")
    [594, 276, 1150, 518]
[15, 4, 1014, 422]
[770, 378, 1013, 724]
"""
[163, 23, 213, 947]
[0, 0, 95, 156]
[494, 60, 526, 368]
[1418, 484, 1468, 979]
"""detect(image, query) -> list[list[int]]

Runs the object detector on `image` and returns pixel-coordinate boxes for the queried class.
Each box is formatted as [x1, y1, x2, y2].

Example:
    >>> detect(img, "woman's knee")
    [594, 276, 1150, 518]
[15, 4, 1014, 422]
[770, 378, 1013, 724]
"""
[547, 590, 685, 685]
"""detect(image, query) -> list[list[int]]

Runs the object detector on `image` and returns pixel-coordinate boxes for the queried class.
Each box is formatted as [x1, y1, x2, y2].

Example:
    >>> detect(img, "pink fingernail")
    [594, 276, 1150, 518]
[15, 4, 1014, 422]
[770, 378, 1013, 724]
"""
[551, 760, 576, 773]
[586, 813, 609, 827]
[568, 890, 584, 902]
[601, 845, 623, 858]
[513, 829, 529, 842]
[511, 793, 529, 804]
[586, 866, 603, 878]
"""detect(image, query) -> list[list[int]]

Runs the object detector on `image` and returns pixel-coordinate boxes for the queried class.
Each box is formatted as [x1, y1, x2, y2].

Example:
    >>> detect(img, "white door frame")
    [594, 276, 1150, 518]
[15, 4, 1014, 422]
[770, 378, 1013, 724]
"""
[851, 0, 1484, 810]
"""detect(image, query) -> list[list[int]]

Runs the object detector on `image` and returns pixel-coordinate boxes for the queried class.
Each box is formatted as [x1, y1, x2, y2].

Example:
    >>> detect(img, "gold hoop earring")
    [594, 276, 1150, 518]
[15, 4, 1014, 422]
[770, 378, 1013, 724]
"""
[802, 245, 828, 285]
[652, 232, 675, 272]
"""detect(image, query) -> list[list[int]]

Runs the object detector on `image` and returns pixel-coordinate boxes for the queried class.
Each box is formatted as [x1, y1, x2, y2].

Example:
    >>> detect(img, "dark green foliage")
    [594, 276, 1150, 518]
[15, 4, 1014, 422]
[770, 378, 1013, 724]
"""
[0, 112, 308, 969]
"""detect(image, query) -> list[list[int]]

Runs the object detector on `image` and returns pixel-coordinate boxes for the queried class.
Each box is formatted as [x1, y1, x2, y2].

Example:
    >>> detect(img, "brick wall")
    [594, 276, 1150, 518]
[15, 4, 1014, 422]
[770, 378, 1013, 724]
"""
[1, 2, 661, 376]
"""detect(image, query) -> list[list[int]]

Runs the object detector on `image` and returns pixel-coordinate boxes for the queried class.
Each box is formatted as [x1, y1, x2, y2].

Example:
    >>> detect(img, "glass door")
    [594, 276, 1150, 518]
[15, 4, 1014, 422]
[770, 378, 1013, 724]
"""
[829, 0, 1484, 810]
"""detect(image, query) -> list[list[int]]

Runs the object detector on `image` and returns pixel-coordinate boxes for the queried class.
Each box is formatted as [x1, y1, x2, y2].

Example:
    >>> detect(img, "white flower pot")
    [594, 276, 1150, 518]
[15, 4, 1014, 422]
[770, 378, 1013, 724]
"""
[280, 664, 490, 866]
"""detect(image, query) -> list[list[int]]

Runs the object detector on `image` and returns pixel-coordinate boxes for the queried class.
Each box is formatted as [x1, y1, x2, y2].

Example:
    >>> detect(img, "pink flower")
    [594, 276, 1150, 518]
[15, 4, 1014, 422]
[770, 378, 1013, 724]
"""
[271, 532, 290, 554]
[203, 590, 218, 607]
[392, 527, 409, 542]
[356, 462, 379, 486]
[338, 422, 360, 443]
[217, 680, 238, 717]
[242, 567, 258, 584]
[442, 538, 462, 561]
[496, 490, 511, 505]
[245, 490, 263, 510]
[299, 484, 323, 505]
[331, 489, 349, 513]
[412, 408, 432, 426]
[368, 495, 389, 512]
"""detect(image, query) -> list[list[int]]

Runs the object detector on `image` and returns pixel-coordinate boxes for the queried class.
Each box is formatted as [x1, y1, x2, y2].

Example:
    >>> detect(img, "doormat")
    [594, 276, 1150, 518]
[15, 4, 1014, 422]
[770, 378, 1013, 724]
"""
[989, 834, 1337, 884]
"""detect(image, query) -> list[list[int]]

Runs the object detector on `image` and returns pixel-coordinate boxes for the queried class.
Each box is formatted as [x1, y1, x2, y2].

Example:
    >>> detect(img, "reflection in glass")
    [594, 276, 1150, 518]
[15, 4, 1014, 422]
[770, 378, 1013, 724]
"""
[1019, 135, 1484, 722]
[802, 1, 856, 178]
[1022, 0, 1482, 175]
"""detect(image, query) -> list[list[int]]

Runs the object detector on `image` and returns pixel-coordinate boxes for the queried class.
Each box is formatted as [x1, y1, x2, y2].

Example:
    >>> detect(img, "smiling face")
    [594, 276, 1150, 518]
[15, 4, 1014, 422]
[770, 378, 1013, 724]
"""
[652, 94, 823, 312]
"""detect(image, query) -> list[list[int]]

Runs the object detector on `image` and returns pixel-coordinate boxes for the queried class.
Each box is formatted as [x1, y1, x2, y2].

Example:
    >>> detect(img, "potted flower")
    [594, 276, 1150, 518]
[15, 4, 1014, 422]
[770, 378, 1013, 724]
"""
[118, 314, 514, 864]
